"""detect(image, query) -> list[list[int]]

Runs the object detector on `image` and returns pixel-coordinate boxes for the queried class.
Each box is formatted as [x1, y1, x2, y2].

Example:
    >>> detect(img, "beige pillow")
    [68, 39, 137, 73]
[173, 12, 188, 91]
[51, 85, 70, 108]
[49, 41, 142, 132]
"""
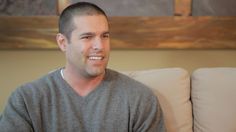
[122, 68, 192, 132]
[191, 68, 236, 132]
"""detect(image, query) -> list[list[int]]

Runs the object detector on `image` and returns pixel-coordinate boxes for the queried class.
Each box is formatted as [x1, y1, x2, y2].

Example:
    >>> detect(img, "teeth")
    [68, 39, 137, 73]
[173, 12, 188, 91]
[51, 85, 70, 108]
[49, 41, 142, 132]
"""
[89, 56, 103, 60]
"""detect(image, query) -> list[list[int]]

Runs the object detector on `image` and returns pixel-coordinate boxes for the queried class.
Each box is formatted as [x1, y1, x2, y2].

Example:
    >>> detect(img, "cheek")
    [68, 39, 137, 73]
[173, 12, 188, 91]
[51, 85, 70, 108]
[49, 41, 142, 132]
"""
[107, 44, 111, 53]
[104, 39, 110, 50]
[66, 44, 81, 59]
[73, 44, 90, 61]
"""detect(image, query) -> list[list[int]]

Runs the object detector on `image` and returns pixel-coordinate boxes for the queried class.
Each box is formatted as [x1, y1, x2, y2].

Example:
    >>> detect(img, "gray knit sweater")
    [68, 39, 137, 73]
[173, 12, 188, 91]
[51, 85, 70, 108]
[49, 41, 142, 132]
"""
[0, 69, 165, 132]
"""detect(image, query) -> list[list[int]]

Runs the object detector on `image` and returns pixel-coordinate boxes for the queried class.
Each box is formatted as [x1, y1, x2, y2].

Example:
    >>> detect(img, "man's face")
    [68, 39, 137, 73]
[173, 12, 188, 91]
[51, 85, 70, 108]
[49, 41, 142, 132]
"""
[64, 15, 110, 78]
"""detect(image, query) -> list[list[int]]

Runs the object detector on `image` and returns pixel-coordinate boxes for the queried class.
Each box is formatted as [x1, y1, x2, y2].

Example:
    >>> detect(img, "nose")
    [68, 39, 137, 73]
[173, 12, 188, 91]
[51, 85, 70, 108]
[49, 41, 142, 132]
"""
[92, 38, 103, 50]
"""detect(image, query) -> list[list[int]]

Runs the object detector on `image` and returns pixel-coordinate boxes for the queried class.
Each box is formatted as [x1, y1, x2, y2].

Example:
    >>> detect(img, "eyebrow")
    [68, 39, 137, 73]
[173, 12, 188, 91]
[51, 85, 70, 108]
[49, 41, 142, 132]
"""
[80, 32, 94, 36]
[80, 31, 110, 36]
[103, 31, 110, 35]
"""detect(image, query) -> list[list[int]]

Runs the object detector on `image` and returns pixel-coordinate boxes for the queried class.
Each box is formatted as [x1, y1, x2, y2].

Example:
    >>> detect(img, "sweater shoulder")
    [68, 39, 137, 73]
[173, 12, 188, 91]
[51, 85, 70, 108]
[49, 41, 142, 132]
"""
[107, 69, 156, 99]
[15, 69, 62, 99]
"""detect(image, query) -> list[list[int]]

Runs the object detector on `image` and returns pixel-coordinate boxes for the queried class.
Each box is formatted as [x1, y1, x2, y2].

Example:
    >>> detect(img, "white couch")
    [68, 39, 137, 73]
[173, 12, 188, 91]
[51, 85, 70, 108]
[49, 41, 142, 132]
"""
[123, 68, 236, 132]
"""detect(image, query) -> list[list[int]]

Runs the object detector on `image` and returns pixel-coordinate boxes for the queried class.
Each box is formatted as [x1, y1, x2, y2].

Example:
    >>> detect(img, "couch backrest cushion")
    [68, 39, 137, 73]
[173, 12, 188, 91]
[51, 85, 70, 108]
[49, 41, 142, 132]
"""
[122, 68, 192, 132]
[191, 68, 236, 132]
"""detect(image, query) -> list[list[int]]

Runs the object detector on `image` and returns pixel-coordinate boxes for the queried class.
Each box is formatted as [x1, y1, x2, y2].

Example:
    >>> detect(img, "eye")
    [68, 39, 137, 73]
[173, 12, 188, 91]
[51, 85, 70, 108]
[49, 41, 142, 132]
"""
[81, 36, 92, 40]
[102, 33, 110, 38]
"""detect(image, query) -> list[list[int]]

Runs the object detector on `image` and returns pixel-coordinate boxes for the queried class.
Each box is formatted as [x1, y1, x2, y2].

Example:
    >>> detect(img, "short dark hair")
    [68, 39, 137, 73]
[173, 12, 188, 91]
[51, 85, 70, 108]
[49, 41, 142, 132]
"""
[59, 2, 108, 39]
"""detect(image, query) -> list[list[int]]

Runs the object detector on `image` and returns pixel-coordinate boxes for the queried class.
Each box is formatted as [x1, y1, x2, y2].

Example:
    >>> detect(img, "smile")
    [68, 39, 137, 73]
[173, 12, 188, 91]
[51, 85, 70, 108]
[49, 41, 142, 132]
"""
[88, 56, 104, 60]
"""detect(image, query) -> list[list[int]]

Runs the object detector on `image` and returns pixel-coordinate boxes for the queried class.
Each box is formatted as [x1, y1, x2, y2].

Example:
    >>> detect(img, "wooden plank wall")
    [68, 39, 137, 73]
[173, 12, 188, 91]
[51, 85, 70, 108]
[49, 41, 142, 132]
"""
[0, 16, 236, 50]
[57, 0, 192, 16]
[0, 0, 236, 50]
[0, 17, 58, 49]
[175, 0, 192, 16]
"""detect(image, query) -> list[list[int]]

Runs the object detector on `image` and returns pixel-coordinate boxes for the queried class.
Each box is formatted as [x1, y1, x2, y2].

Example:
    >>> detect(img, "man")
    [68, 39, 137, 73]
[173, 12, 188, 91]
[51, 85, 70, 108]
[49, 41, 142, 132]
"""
[0, 2, 165, 132]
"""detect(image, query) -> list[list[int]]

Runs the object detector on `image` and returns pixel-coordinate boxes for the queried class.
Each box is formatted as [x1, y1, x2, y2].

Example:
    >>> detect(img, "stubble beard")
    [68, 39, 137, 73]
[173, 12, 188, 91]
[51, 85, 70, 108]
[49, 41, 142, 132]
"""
[81, 58, 108, 79]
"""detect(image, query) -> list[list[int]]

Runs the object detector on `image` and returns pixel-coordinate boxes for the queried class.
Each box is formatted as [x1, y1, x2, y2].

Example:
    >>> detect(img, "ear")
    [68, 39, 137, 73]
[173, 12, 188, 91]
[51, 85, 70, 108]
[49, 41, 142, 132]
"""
[56, 33, 68, 52]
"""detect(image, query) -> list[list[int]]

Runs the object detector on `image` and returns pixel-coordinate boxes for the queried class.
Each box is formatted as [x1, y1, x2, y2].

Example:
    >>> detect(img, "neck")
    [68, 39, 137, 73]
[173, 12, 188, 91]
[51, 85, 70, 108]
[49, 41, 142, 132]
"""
[61, 67, 105, 97]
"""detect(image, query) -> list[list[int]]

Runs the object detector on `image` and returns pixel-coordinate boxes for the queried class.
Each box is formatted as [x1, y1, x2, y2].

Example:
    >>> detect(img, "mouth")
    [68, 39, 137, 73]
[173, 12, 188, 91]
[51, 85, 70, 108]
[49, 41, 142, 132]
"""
[88, 56, 104, 61]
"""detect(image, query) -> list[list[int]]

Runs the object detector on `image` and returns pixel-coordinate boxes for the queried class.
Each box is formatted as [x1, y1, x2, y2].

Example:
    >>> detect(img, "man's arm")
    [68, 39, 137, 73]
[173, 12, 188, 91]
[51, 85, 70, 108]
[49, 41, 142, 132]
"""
[0, 88, 33, 132]
[132, 94, 166, 132]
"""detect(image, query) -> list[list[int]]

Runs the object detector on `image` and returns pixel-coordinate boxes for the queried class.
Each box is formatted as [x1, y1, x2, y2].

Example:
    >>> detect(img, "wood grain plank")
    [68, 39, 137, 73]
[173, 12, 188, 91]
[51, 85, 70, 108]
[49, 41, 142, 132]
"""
[175, 0, 192, 16]
[0, 16, 58, 50]
[110, 16, 236, 49]
[57, 0, 70, 15]
[0, 16, 236, 50]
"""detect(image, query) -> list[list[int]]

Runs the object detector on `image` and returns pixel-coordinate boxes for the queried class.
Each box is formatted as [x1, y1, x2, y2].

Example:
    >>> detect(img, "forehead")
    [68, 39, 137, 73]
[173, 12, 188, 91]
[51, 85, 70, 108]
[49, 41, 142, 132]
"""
[72, 15, 109, 32]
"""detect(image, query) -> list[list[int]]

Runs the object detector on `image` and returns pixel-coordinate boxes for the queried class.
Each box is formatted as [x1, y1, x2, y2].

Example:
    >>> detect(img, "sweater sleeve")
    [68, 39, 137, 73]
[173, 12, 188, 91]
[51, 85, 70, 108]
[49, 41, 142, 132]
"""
[0, 87, 33, 132]
[132, 94, 166, 132]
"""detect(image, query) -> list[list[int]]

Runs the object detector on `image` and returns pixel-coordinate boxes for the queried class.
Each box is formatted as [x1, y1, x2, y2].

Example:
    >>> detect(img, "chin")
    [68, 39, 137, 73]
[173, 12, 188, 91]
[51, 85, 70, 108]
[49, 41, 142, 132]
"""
[87, 67, 106, 77]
